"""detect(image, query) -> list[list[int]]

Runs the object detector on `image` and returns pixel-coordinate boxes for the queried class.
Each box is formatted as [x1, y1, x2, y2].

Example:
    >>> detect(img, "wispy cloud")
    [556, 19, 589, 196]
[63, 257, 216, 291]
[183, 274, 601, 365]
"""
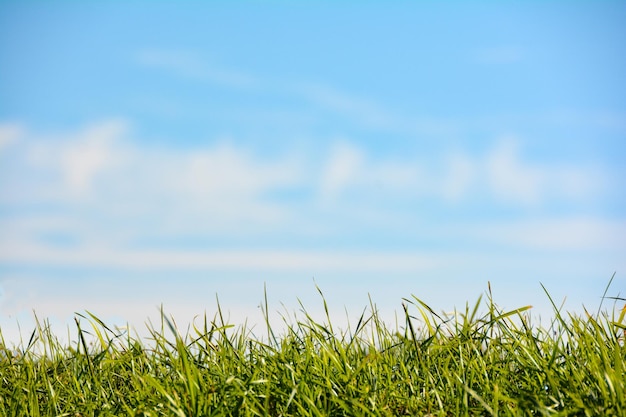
[0, 243, 444, 273]
[135, 49, 459, 137]
[6, 228, 620, 274]
[486, 137, 606, 206]
[1, 120, 307, 245]
[294, 82, 463, 137]
[319, 142, 365, 201]
[58, 121, 126, 194]
[0, 123, 24, 151]
[1, 121, 609, 211]
[462, 217, 626, 252]
[441, 150, 476, 202]
[486, 138, 544, 205]
[136, 49, 258, 88]
[4, 120, 129, 203]
[0, 120, 616, 276]
[318, 141, 423, 204]
[135, 49, 620, 142]
[295, 83, 399, 130]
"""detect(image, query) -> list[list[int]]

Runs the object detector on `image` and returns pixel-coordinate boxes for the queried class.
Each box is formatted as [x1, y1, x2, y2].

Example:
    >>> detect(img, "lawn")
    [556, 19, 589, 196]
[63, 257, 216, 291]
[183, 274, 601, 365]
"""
[1, 281, 624, 416]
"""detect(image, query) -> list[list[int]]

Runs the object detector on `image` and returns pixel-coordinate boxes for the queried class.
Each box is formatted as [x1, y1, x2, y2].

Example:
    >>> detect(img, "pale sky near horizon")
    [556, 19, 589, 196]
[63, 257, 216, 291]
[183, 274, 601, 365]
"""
[1, 2, 625, 345]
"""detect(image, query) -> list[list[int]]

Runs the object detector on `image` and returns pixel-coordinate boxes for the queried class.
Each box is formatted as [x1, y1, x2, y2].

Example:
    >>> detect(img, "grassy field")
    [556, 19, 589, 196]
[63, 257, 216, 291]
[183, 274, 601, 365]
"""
[1, 282, 624, 416]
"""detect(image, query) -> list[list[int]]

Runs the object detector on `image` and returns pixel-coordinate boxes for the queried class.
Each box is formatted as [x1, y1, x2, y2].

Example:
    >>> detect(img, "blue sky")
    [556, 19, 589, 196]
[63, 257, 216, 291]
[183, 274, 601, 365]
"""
[1, 2, 625, 344]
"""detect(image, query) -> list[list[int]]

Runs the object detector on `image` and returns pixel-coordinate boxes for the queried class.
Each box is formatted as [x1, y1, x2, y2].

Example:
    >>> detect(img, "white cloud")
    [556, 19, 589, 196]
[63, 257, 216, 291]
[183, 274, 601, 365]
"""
[486, 138, 540, 202]
[0, 123, 24, 151]
[486, 138, 545, 205]
[476, 218, 626, 252]
[319, 142, 364, 200]
[0, 242, 444, 273]
[551, 167, 605, 199]
[40, 126, 294, 204]
[0, 121, 616, 269]
[61, 121, 126, 193]
[441, 151, 475, 202]
[485, 137, 607, 206]
[121, 142, 304, 235]
[318, 141, 426, 203]
[317, 138, 607, 210]
[2, 121, 308, 243]
[183, 144, 300, 198]
[21, 120, 128, 199]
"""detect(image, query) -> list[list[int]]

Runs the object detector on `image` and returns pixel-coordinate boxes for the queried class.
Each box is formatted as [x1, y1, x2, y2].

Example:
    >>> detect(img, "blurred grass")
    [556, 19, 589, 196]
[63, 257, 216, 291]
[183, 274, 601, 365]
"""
[0, 281, 624, 416]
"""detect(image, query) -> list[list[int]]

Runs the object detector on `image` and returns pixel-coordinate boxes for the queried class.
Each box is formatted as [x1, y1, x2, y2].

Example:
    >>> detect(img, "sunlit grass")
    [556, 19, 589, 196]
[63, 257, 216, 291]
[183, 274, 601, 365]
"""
[1, 279, 624, 416]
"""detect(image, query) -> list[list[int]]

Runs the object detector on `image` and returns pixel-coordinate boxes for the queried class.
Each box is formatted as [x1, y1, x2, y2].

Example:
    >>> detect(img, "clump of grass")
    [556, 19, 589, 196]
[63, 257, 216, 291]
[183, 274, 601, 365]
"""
[0, 281, 624, 416]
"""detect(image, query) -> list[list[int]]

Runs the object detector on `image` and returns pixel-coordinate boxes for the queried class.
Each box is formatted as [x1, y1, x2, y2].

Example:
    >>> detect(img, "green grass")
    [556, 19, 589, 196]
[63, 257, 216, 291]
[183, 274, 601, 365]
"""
[1, 282, 624, 416]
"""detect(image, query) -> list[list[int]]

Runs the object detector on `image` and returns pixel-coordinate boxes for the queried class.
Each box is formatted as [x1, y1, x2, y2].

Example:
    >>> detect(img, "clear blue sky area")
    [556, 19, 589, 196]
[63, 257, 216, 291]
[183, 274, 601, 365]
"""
[0, 2, 625, 344]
